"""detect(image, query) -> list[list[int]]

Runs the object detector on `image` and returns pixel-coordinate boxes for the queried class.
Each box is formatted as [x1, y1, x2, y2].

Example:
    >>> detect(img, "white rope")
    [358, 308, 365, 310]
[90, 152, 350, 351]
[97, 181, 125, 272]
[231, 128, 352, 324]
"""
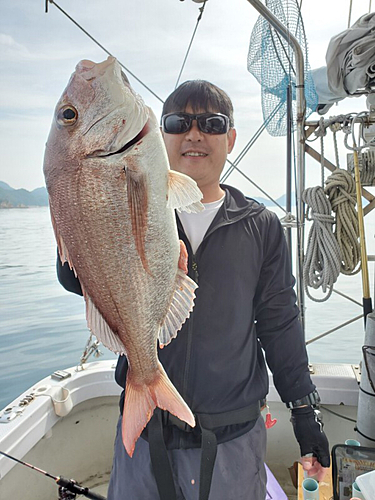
[324, 169, 361, 276]
[330, 124, 341, 169]
[302, 186, 341, 302]
[316, 117, 327, 187]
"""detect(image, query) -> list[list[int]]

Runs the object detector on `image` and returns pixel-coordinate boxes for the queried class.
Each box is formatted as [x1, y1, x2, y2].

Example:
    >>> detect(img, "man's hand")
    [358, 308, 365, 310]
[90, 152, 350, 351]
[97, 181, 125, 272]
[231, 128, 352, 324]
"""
[290, 406, 330, 482]
[300, 456, 328, 482]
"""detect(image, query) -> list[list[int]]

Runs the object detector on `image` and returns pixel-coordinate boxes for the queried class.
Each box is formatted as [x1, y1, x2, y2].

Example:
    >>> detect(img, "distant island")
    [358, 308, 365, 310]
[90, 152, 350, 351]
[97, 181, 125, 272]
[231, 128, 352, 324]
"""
[0, 181, 48, 208]
[0, 180, 288, 209]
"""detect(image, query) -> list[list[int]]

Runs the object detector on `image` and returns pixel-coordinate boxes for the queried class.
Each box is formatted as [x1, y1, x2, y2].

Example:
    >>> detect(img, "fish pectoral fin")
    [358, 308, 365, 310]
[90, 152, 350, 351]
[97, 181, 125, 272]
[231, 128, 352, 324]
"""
[178, 240, 188, 274]
[158, 269, 197, 348]
[122, 364, 195, 457]
[127, 168, 151, 275]
[167, 170, 204, 213]
[85, 294, 127, 355]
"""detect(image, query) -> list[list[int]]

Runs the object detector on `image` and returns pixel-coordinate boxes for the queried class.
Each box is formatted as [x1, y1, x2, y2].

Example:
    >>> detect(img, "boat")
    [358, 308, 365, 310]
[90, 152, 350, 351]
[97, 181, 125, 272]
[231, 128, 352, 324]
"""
[1, 1, 374, 499]
[0, 357, 361, 499]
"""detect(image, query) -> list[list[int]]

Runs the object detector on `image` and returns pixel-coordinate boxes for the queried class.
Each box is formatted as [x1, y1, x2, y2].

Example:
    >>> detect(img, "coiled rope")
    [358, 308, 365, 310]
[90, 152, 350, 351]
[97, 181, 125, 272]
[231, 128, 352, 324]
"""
[325, 169, 361, 276]
[303, 169, 361, 302]
[302, 186, 341, 301]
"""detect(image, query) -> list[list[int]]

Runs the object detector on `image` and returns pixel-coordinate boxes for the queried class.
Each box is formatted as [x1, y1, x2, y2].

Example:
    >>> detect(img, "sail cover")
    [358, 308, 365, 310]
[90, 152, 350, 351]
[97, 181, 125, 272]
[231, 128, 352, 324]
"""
[326, 12, 375, 95]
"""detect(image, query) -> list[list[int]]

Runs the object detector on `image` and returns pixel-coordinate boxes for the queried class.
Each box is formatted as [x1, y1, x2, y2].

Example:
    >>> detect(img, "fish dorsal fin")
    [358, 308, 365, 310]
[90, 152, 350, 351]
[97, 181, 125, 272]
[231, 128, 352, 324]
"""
[50, 206, 78, 277]
[85, 293, 127, 355]
[158, 269, 198, 348]
[127, 167, 151, 275]
[167, 170, 204, 213]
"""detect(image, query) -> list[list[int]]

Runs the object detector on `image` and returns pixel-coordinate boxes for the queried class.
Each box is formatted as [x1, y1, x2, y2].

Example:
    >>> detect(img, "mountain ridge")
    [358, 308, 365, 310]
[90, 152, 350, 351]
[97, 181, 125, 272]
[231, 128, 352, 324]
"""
[0, 183, 48, 208]
[0, 181, 289, 209]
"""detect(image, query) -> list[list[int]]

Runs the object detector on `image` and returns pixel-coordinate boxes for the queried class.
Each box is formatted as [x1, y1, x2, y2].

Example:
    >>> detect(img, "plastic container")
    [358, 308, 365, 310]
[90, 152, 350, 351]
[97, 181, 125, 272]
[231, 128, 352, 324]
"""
[352, 481, 365, 500]
[356, 470, 375, 500]
[302, 478, 319, 500]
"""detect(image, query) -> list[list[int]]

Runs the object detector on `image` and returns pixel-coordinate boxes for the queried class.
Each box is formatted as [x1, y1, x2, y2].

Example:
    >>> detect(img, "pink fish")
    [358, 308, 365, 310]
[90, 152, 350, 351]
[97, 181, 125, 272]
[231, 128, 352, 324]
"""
[43, 57, 203, 456]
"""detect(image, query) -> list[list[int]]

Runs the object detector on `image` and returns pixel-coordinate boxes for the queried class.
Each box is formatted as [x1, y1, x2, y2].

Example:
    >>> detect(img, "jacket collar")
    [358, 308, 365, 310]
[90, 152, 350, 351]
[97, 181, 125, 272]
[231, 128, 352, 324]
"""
[176, 184, 266, 238]
[220, 184, 266, 224]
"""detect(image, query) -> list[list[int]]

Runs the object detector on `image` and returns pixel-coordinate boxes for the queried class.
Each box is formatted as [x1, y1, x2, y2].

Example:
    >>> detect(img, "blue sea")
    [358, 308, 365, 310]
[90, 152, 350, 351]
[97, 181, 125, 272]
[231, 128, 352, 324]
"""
[0, 206, 374, 409]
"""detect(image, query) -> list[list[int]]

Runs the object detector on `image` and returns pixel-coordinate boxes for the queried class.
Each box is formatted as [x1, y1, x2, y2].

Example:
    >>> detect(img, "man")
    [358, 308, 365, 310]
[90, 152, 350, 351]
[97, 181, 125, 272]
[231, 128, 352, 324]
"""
[58, 80, 330, 500]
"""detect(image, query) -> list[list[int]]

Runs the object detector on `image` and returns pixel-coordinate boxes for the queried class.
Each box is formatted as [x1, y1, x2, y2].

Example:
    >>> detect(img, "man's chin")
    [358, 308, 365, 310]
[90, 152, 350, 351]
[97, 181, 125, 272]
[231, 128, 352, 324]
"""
[171, 166, 200, 182]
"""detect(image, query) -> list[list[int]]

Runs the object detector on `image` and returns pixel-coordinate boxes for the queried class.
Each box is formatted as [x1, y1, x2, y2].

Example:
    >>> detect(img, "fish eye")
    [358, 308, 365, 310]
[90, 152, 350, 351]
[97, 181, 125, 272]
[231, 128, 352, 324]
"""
[57, 105, 78, 127]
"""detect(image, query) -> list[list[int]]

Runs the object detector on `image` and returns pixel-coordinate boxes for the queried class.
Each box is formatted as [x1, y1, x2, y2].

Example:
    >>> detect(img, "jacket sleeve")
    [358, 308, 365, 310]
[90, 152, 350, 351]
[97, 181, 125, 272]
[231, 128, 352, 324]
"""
[254, 212, 315, 403]
[56, 250, 83, 296]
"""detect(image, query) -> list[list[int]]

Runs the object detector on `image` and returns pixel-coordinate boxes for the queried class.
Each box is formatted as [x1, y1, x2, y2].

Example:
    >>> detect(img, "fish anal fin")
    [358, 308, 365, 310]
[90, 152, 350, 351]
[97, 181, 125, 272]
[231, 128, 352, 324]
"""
[167, 170, 204, 213]
[85, 294, 127, 355]
[122, 364, 195, 457]
[126, 167, 151, 275]
[158, 269, 197, 348]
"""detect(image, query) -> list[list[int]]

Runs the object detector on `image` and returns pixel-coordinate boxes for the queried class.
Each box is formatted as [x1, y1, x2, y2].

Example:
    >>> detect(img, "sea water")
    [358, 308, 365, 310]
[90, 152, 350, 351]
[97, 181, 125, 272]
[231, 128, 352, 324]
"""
[0, 206, 374, 409]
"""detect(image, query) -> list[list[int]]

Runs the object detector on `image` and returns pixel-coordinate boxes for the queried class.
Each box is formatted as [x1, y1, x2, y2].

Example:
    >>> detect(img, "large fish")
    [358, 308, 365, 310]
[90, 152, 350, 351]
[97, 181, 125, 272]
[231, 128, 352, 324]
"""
[43, 57, 203, 456]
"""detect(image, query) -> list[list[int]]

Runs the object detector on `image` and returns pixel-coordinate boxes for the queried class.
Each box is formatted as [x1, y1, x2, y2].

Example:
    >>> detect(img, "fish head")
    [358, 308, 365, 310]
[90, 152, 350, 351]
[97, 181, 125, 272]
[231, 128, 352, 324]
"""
[44, 57, 150, 184]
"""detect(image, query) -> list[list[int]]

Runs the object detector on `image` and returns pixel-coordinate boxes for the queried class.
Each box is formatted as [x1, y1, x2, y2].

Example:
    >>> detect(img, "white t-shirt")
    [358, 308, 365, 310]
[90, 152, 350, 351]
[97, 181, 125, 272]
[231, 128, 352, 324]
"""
[178, 194, 225, 254]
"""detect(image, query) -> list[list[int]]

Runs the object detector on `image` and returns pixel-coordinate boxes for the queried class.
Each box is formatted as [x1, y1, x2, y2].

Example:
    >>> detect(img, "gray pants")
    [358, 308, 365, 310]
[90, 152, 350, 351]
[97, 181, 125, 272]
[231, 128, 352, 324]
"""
[107, 415, 267, 500]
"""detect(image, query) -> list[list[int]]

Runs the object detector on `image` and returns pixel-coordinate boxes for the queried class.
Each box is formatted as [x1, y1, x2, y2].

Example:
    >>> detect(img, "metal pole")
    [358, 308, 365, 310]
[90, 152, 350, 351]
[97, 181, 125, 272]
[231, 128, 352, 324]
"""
[353, 149, 373, 323]
[286, 84, 292, 265]
[246, 0, 306, 333]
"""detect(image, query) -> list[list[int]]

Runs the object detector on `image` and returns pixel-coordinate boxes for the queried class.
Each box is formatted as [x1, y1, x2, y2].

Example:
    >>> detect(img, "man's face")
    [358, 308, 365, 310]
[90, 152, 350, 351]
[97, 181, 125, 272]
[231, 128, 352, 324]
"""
[162, 105, 236, 191]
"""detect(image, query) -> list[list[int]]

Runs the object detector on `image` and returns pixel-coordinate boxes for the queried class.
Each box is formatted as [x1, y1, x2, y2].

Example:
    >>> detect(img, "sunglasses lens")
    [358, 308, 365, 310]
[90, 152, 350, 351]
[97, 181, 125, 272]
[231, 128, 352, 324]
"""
[199, 114, 228, 134]
[162, 113, 229, 134]
[163, 114, 190, 134]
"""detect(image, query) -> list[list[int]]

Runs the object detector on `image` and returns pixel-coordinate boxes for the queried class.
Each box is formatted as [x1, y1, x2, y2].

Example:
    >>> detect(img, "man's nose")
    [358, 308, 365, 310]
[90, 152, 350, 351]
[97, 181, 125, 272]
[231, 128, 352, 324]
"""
[185, 120, 204, 140]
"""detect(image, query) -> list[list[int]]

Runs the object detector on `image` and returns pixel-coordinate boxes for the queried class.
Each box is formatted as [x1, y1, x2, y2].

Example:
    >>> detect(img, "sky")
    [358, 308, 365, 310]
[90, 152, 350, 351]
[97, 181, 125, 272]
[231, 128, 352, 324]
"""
[0, 0, 374, 200]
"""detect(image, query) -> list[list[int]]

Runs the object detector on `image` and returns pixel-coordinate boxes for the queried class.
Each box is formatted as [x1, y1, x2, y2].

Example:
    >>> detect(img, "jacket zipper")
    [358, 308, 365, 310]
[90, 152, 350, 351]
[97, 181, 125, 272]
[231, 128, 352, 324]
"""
[181, 250, 198, 402]
[191, 255, 199, 283]
[177, 214, 232, 443]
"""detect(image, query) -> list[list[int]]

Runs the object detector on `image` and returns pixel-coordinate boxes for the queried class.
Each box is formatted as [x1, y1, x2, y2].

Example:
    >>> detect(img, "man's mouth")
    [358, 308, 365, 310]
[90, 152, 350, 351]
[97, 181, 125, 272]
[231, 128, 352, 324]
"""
[182, 152, 208, 157]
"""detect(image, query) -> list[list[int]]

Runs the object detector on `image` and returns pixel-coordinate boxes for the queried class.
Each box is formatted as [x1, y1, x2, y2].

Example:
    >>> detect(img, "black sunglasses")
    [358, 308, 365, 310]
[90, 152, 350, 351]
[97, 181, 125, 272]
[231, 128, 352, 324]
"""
[161, 112, 230, 135]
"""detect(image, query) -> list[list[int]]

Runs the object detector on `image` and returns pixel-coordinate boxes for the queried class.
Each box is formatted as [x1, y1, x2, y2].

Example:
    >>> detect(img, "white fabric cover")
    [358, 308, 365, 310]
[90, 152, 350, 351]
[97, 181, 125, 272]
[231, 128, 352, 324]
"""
[326, 12, 375, 95]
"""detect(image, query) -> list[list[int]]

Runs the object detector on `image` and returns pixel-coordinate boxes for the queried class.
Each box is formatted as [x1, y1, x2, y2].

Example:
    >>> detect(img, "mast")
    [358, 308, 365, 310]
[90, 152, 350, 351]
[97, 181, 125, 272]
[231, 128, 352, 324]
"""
[246, 0, 306, 334]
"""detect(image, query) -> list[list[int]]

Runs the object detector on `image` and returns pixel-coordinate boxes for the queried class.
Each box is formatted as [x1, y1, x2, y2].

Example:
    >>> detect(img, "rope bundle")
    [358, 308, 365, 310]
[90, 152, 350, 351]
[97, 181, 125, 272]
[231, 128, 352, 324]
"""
[324, 169, 361, 276]
[302, 186, 341, 301]
[302, 169, 361, 302]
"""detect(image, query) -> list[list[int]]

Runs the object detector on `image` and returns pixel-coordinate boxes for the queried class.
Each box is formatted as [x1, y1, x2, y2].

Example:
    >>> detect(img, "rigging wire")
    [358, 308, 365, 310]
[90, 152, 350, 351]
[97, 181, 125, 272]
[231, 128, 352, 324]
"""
[306, 313, 363, 345]
[225, 159, 287, 213]
[221, 100, 284, 182]
[45, 0, 164, 103]
[175, 1, 208, 89]
[348, 0, 353, 28]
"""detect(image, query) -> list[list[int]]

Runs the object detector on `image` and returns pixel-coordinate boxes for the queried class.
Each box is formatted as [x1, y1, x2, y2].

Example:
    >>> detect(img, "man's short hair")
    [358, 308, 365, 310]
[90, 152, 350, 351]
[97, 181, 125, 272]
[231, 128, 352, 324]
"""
[162, 80, 234, 128]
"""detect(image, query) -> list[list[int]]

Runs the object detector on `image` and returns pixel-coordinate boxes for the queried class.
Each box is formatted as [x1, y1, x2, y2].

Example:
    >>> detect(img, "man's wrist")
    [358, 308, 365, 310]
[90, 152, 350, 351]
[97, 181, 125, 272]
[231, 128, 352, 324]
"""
[285, 390, 321, 409]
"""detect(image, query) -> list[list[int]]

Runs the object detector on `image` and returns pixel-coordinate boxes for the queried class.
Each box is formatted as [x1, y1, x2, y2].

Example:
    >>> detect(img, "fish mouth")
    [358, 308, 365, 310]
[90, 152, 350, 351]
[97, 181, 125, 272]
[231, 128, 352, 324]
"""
[88, 120, 150, 158]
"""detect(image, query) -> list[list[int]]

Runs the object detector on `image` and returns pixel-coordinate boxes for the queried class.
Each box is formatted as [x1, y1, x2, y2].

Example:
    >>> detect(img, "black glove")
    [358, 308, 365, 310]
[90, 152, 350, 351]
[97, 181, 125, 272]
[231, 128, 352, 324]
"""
[290, 406, 330, 467]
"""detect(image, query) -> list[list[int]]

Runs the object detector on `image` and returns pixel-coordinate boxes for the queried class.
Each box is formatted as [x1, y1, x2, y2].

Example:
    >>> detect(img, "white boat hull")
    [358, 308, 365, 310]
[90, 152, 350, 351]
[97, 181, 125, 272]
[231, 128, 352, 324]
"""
[0, 360, 359, 499]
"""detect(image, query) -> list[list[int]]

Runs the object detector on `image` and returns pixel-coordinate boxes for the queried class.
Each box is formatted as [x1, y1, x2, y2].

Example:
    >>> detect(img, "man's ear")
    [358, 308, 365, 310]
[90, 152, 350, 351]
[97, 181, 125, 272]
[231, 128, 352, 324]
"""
[227, 128, 236, 154]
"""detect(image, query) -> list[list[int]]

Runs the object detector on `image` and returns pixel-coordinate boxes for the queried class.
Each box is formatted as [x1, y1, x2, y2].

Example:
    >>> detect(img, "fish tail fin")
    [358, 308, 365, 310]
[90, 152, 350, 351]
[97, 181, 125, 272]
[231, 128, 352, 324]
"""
[122, 364, 195, 457]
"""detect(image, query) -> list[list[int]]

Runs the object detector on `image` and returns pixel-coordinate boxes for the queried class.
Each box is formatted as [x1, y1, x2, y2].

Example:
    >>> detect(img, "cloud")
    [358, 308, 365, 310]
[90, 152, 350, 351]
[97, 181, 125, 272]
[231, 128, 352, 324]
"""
[0, 33, 35, 62]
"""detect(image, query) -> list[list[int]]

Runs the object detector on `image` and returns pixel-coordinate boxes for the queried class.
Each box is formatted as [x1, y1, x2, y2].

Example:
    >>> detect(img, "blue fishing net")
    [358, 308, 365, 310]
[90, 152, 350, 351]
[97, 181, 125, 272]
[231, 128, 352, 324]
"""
[247, 0, 318, 137]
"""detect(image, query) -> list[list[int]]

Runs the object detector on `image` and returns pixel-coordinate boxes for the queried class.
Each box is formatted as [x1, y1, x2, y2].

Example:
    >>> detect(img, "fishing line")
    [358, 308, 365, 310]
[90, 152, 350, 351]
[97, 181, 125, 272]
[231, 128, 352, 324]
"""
[45, 0, 164, 104]
[174, 1, 208, 89]
[0, 451, 107, 500]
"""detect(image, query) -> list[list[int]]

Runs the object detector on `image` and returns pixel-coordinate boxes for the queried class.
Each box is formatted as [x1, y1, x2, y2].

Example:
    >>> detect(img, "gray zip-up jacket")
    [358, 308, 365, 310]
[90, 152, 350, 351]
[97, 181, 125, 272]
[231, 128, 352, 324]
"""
[57, 184, 315, 448]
